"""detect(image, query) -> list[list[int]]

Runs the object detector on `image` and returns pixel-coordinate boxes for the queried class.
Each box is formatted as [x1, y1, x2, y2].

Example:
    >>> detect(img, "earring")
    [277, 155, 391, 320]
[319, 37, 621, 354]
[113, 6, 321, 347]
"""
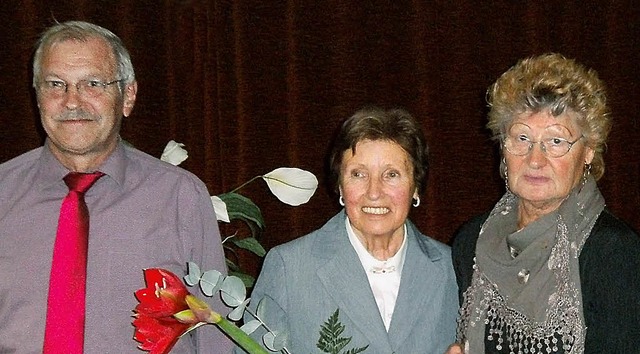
[412, 197, 420, 207]
[583, 163, 592, 184]
[339, 196, 345, 206]
[502, 157, 510, 192]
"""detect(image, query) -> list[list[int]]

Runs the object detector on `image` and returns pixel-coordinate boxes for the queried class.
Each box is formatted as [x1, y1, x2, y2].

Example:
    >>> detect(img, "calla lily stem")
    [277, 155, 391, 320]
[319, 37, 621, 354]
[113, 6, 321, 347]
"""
[230, 176, 262, 194]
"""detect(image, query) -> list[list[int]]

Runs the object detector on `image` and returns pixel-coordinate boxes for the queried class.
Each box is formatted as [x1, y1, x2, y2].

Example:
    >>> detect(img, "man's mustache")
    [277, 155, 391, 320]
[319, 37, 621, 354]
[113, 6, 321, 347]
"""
[57, 110, 96, 121]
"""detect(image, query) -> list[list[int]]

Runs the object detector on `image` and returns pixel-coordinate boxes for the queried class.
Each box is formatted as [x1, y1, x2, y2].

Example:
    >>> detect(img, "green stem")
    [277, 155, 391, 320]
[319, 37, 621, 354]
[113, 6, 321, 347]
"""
[230, 176, 262, 193]
[216, 318, 270, 354]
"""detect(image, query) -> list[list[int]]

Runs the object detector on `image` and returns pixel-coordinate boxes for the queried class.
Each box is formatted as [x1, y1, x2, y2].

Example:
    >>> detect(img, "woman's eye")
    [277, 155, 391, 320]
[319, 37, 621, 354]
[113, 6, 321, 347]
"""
[549, 137, 565, 146]
[517, 134, 529, 142]
[386, 171, 400, 179]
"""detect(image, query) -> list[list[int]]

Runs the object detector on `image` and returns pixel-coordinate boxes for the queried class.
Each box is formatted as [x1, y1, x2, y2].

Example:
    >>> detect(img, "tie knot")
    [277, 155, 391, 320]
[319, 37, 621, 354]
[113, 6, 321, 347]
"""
[64, 172, 105, 193]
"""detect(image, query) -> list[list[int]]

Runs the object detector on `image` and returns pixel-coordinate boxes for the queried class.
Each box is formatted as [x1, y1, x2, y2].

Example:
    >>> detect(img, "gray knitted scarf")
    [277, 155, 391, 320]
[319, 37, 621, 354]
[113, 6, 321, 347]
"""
[457, 177, 605, 354]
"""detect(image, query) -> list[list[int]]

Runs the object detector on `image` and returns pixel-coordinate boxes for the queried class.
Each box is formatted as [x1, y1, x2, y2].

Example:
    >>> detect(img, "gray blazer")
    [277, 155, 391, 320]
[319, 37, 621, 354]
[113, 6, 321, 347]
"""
[237, 211, 458, 354]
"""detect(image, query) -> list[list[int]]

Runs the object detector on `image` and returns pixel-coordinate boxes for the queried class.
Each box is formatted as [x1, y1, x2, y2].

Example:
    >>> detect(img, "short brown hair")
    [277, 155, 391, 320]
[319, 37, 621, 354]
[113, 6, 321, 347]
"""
[328, 106, 429, 194]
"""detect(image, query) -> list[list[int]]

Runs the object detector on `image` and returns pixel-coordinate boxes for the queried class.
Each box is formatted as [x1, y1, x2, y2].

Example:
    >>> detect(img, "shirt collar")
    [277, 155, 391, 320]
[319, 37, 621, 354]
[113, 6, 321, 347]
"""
[345, 215, 408, 275]
[34, 138, 127, 189]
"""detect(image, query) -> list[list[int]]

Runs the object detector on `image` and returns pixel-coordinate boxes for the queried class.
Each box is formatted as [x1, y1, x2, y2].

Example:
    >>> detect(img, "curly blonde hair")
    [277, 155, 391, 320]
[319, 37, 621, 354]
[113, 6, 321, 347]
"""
[487, 53, 611, 180]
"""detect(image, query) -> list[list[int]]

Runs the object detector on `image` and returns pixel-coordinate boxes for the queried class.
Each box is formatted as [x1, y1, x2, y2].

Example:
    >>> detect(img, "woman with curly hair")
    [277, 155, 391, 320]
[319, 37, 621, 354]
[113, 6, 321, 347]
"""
[448, 53, 640, 354]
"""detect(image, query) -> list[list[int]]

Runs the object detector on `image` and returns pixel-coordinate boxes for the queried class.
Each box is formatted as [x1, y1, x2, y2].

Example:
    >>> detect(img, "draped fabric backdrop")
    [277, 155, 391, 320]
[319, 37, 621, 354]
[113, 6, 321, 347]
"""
[1, 1, 638, 277]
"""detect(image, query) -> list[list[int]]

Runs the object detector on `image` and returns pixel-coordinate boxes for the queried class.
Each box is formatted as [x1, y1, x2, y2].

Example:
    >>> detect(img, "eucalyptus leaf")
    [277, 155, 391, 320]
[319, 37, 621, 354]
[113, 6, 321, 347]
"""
[240, 320, 262, 335]
[256, 297, 266, 319]
[229, 270, 255, 288]
[262, 332, 276, 351]
[228, 298, 250, 321]
[184, 261, 201, 286]
[200, 269, 223, 297]
[272, 331, 288, 351]
[220, 275, 247, 307]
[262, 331, 287, 352]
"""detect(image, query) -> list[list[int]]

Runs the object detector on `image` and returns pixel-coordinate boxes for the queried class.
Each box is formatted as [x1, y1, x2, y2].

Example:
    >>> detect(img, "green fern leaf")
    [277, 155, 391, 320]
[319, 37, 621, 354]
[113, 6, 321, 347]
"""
[316, 309, 368, 354]
[344, 345, 369, 354]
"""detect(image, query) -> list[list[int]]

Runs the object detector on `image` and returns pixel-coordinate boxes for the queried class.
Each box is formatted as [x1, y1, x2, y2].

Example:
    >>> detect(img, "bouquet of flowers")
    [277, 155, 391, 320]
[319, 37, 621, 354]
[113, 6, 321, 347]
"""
[162, 140, 318, 287]
[132, 141, 318, 353]
[133, 266, 368, 354]
[133, 266, 276, 354]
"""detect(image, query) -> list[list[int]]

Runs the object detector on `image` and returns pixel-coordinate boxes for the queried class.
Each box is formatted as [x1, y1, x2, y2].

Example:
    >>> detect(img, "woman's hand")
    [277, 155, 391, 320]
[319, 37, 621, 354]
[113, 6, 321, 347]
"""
[444, 343, 464, 354]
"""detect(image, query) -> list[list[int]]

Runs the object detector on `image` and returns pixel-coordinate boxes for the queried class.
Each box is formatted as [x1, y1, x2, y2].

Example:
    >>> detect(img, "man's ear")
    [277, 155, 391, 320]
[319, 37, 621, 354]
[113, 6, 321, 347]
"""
[122, 81, 138, 117]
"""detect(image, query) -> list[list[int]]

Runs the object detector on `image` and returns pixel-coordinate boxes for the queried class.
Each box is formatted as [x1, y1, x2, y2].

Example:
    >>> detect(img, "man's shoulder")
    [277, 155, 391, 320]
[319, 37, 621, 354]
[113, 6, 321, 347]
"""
[123, 144, 206, 185]
[0, 147, 43, 174]
[0, 147, 44, 184]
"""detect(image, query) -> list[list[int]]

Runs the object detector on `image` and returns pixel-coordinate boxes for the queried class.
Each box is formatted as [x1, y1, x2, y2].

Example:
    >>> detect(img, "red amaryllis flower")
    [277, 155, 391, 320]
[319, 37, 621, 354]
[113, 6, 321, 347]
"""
[133, 268, 199, 354]
[133, 267, 272, 354]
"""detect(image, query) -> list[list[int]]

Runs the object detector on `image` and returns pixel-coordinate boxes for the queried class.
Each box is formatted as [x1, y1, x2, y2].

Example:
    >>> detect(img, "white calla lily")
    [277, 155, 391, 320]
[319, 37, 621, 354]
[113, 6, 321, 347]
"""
[156, 137, 319, 291]
[161, 140, 188, 166]
[262, 167, 318, 206]
[211, 195, 230, 223]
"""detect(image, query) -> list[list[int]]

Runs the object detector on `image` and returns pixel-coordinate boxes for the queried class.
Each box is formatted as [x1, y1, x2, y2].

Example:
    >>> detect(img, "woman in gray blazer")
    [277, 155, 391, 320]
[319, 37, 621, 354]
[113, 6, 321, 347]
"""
[238, 106, 458, 354]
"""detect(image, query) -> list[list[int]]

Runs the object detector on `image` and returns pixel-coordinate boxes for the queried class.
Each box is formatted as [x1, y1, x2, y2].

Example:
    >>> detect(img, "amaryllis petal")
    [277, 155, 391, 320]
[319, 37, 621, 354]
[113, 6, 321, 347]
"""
[133, 268, 196, 354]
[133, 315, 189, 354]
[133, 267, 272, 354]
[160, 140, 188, 166]
[210, 195, 230, 223]
[135, 268, 190, 316]
[262, 167, 318, 206]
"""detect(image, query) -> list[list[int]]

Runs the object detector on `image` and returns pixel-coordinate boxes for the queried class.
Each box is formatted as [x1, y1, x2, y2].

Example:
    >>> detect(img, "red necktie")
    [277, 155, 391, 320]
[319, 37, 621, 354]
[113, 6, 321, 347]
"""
[43, 172, 104, 353]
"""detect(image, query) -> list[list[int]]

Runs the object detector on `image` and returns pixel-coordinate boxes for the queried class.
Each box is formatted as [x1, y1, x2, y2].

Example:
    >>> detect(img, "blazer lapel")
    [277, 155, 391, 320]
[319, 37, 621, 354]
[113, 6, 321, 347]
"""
[314, 214, 392, 351]
[387, 224, 445, 349]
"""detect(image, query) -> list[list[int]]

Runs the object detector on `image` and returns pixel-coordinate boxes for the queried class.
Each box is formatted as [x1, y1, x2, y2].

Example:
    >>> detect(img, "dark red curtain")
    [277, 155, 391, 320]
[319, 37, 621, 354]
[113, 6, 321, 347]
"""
[1, 1, 638, 275]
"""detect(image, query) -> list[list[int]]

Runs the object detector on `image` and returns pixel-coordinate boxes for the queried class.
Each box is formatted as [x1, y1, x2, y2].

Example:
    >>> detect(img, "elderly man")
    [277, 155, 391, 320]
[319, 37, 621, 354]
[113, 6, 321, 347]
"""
[0, 21, 233, 353]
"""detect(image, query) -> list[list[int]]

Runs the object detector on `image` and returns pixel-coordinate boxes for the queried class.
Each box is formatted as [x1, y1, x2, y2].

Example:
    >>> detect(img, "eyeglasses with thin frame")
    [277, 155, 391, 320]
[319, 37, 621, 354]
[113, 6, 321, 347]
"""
[38, 79, 123, 98]
[503, 132, 584, 158]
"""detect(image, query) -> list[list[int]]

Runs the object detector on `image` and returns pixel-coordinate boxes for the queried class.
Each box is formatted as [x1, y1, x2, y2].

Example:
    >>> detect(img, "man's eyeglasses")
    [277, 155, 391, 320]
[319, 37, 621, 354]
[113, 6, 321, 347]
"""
[503, 134, 583, 158]
[38, 79, 123, 98]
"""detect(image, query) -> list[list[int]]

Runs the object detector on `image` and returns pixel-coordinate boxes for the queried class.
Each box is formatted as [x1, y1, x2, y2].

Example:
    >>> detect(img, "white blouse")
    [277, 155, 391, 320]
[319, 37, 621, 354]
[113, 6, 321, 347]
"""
[346, 217, 407, 331]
